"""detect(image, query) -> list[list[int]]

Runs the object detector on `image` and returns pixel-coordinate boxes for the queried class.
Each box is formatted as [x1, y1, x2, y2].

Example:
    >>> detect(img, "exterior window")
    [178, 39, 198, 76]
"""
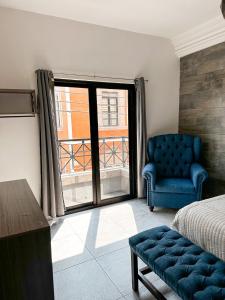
[55, 92, 63, 130]
[101, 92, 118, 127]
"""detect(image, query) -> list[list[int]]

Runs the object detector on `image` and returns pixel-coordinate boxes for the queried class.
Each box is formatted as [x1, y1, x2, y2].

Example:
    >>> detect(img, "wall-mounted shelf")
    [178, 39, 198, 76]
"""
[0, 89, 36, 118]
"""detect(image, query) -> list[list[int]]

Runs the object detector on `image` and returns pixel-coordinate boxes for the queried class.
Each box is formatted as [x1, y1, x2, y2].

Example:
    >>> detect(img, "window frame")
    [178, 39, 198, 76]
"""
[54, 79, 137, 213]
[101, 91, 119, 127]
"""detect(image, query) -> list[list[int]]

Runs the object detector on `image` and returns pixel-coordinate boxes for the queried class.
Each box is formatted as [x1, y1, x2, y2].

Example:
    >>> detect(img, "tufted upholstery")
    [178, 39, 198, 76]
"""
[143, 134, 208, 209]
[129, 226, 225, 300]
[147, 134, 200, 178]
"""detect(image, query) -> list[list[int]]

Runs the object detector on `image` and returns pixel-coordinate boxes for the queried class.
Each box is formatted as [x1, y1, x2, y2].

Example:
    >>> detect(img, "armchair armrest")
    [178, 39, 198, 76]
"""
[142, 163, 156, 190]
[191, 163, 208, 190]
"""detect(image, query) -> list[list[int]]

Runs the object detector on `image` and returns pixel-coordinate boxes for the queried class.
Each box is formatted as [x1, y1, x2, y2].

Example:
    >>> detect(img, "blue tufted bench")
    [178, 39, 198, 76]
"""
[129, 226, 225, 300]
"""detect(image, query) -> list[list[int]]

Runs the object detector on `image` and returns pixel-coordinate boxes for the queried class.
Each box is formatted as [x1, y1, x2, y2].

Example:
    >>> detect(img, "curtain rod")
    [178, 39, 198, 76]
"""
[53, 72, 148, 83]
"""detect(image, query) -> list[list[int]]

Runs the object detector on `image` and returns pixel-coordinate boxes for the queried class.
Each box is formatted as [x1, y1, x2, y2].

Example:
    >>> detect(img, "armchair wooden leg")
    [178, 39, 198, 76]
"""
[131, 250, 138, 292]
[150, 206, 154, 212]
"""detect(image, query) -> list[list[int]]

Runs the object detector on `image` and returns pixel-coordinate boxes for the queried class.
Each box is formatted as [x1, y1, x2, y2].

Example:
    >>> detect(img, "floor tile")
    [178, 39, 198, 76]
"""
[51, 234, 93, 272]
[66, 209, 131, 257]
[51, 218, 75, 241]
[54, 259, 122, 300]
[83, 219, 130, 257]
[112, 207, 176, 236]
[152, 208, 177, 225]
[96, 247, 145, 296]
[99, 200, 149, 220]
[124, 277, 180, 300]
[114, 210, 161, 236]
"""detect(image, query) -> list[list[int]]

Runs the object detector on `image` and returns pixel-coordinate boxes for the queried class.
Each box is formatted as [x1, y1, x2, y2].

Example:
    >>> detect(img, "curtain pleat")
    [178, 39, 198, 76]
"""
[36, 69, 65, 218]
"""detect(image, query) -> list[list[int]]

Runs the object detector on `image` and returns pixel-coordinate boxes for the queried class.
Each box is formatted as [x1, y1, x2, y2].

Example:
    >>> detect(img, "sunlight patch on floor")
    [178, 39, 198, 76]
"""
[51, 234, 87, 263]
[95, 203, 138, 248]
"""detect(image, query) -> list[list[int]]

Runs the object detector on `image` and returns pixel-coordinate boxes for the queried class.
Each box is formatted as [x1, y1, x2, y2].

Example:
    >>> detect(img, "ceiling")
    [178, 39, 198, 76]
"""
[0, 0, 222, 39]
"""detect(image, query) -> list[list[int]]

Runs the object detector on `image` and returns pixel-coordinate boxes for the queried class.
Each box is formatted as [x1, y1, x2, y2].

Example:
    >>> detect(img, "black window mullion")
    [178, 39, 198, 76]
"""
[88, 86, 101, 205]
[128, 86, 137, 198]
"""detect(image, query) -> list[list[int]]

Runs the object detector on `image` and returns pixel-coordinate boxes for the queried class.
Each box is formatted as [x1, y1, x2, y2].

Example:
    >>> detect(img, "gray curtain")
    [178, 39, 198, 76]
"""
[36, 69, 65, 218]
[135, 77, 147, 198]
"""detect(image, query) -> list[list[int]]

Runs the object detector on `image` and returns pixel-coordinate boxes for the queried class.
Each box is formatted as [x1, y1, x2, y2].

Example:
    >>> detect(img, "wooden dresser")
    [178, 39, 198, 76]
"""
[0, 179, 54, 300]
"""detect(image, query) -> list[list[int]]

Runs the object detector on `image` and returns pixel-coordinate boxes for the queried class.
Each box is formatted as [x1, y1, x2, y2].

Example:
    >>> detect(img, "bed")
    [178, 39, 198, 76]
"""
[172, 195, 225, 261]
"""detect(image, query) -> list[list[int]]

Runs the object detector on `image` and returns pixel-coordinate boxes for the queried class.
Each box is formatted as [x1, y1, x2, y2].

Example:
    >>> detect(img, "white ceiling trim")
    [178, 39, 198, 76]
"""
[172, 16, 225, 58]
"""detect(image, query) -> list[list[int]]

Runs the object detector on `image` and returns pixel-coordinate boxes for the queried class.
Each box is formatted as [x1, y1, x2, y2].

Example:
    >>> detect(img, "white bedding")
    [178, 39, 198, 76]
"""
[172, 195, 225, 261]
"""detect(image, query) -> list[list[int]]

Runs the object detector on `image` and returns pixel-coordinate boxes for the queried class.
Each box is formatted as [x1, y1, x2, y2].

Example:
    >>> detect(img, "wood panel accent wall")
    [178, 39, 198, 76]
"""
[179, 42, 225, 197]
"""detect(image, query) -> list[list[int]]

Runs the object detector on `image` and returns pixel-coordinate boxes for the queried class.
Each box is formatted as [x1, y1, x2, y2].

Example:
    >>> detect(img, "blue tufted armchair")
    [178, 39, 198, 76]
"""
[142, 134, 208, 211]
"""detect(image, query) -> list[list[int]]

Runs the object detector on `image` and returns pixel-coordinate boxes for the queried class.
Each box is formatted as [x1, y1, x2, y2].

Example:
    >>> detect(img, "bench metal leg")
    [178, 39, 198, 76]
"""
[138, 270, 166, 300]
[131, 250, 138, 291]
[130, 249, 166, 300]
[150, 206, 154, 212]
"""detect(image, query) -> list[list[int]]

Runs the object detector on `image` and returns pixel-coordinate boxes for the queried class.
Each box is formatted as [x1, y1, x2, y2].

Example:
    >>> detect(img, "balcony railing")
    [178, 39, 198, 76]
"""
[58, 137, 129, 175]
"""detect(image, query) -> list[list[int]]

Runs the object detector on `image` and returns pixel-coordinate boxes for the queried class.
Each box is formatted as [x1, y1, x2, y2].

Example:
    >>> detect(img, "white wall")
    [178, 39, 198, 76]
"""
[0, 7, 179, 201]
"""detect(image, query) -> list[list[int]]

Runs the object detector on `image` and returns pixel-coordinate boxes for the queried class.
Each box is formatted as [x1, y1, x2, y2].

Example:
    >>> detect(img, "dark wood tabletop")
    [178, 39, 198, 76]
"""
[0, 179, 49, 240]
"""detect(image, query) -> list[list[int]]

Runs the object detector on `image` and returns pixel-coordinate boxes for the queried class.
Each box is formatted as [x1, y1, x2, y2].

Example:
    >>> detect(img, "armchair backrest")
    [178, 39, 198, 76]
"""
[147, 134, 201, 178]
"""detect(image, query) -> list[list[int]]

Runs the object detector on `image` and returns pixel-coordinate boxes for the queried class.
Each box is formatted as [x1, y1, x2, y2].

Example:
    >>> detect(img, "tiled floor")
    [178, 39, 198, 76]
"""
[52, 199, 181, 300]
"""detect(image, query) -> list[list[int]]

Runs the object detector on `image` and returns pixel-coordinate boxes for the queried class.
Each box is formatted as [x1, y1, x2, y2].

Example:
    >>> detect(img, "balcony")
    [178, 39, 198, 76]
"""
[58, 137, 130, 208]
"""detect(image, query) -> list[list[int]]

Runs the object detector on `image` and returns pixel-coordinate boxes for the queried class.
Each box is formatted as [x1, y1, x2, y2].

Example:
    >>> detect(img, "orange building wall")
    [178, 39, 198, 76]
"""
[70, 88, 91, 139]
[56, 87, 128, 141]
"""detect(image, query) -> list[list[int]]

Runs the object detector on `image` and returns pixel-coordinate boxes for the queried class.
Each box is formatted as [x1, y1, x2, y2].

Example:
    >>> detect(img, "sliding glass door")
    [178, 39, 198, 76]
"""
[54, 80, 136, 211]
[54, 86, 94, 209]
[97, 88, 130, 201]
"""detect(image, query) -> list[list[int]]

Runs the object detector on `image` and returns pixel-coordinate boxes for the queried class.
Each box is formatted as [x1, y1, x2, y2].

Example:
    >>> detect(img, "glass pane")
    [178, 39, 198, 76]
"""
[97, 88, 130, 200]
[110, 113, 117, 119]
[101, 105, 108, 111]
[110, 98, 117, 105]
[101, 98, 108, 105]
[110, 106, 117, 112]
[102, 119, 109, 126]
[54, 86, 93, 209]
[111, 119, 117, 126]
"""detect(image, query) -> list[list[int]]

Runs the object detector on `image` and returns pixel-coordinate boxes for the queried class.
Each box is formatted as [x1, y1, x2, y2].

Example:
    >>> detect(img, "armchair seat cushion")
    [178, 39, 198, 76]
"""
[155, 178, 195, 194]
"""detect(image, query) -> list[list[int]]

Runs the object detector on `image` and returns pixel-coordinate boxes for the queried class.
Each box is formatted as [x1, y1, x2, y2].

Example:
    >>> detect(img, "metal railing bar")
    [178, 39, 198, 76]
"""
[59, 137, 128, 142]
[58, 136, 129, 173]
